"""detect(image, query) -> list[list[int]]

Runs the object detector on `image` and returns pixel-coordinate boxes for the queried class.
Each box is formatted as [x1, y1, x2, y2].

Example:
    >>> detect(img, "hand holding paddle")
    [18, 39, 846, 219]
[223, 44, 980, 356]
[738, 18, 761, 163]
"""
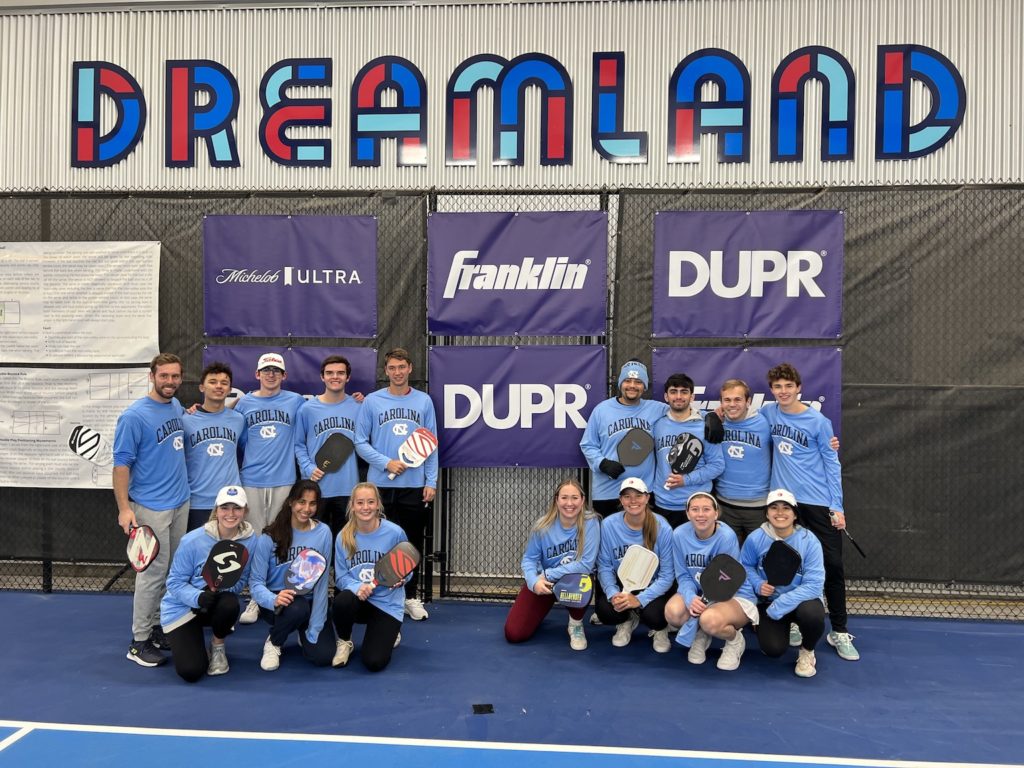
[201, 540, 249, 592]
[829, 511, 868, 558]
[372, 542, 420, 589]
[664, 433, 704, 490]
[614, 544, 658, 610]
[387, 428, 438, 480]
[763, 540, 802, 594]
[616, 428, 655, 468]
[699, 554, 746, 606]
[553, 573, 594, 608]
[126, 524, 159, 573]
[275, 548, 328, 615]
[314, 433, 355, 478]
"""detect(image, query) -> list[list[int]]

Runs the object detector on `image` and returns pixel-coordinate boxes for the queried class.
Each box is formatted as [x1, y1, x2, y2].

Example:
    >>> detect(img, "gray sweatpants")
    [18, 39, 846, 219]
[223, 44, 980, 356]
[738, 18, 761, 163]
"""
[242, 485, 292, 536]
[131, 500, 189, 641]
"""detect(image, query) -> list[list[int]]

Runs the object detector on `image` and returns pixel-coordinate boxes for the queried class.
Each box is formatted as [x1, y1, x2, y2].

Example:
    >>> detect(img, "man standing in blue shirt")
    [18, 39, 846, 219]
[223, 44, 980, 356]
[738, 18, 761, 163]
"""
[762, 362, 859, 662]
[183, 362, 244, 531]
[355, 348, 437, 621]
[114, 352, 190, 667]
[236, 352, 306, 624]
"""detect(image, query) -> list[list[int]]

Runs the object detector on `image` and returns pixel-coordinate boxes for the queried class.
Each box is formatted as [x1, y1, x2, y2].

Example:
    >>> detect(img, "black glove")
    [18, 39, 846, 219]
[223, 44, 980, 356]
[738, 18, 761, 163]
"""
[599, 459, 626, 479]
[704, 412, 725, 444]
[197, 590, 217, 612]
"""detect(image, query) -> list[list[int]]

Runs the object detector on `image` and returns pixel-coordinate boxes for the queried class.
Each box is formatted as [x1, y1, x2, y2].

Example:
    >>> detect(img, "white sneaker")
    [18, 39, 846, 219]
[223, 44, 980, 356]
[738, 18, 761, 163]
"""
[404, 598, 429, 621]
[717, 631, 745, 671]
[650, 628, 671, 653]
[611, 612, 639, 647]
[568, 620, 587, 651]
[589, 612, 602, 625]
[260, 637, 281, 671]
[687, 628, 712, 664]
[332, 638, 354, 668]
[239, 599, 260, 625]
[394, 632, 402, 649]
[789, 622, 802, 647]
[795, 647, 817, 678]
[207, 643, 229, 676]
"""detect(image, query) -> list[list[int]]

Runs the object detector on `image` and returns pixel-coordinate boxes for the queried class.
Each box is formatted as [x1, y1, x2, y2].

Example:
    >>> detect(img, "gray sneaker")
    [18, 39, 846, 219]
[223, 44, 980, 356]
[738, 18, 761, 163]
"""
[207, 643, 229, 676]
[127, 639, 166, 667]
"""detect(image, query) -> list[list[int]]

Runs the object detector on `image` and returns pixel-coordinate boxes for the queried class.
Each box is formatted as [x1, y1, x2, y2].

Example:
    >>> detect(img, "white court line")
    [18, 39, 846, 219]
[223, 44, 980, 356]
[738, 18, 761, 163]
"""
[0, 719, 1019, 768]
[0, 727, 32, 753]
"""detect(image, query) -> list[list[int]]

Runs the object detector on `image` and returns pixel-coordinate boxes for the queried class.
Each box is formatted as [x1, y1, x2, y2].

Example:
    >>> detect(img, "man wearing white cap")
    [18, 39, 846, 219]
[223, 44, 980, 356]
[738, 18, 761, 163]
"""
[580, 360, 668, 517]
[235, 352, 305, 624]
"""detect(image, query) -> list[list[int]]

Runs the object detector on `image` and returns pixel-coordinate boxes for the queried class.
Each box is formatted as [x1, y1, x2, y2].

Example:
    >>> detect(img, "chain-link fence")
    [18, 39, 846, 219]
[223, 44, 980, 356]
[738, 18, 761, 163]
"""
[2, 188, 1022, 621]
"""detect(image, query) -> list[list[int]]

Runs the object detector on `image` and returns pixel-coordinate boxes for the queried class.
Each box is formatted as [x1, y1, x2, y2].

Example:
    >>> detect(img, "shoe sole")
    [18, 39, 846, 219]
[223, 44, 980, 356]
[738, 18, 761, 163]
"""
[207, 666, 229, 676]
[126, 652, 163, 668]
[795, 668, 817, 678]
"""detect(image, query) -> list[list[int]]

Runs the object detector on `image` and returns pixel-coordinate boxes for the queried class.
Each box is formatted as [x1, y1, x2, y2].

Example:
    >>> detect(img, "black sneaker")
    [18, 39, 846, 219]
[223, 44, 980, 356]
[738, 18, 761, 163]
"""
[149, 626, 170, 651]
[127, 639, 166, 667]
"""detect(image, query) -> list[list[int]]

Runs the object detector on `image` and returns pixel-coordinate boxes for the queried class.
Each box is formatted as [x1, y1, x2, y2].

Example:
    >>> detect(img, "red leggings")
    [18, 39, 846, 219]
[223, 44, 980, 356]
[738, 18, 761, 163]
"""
[504, 584, 586, 643]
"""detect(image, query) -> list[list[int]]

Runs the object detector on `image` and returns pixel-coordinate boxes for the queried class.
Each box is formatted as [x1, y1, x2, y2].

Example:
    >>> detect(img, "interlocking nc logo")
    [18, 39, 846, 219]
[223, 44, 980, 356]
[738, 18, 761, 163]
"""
[778, 441, 794, 456]
[393, 423, 409, 437]
[173, 436, 184, 451]
[358, 566, 374, 583]
[727, 445, 745, 459]
[260, 426, 278, 439]
[207, 443, 225, 457]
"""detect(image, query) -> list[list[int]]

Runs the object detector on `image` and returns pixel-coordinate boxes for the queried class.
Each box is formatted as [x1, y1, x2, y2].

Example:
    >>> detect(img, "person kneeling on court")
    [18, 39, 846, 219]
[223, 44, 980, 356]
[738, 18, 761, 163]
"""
[740, 489, 826, 678]
[596, 478, 675, 651]
[249, 480, 335, 671]
[331, 483, 408, 671]
[504, 478, 600, 651]
[665, 492, 754, 671]
[159, 486, 257, 682]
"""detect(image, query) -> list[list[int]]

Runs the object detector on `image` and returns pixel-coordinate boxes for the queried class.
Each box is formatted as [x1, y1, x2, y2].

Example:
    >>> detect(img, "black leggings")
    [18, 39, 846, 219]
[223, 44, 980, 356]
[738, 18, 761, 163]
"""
[332, 590, 402, 672]
[257, 597, 335, 666]
[165, 591, 239, 683]
[594, 580, 671, 631]
[756, 599, 825, 656]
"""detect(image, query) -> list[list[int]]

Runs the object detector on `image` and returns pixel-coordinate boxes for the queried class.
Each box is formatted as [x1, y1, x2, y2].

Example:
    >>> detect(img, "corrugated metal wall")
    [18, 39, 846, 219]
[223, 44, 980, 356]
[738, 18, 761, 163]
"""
[1, 0, 1019, 192]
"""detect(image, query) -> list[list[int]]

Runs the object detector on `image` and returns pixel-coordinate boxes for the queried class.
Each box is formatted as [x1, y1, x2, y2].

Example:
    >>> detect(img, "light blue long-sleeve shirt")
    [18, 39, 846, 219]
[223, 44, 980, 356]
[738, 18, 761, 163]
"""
[236, 389, 306, 488]
[294, 395, 361, 498]
[740, 523, 825, 620]
[597, 511, 674, 607]
[183, 407, 243, 509]
[333, 519, 409, 623]
[520, 514, 601, 591]
[354, 387, 438, 489]
[761, 403, 844, 512]
[715, 410, 773, 504]
[652, 408, 725, 511]
[579, 397, 668, 501]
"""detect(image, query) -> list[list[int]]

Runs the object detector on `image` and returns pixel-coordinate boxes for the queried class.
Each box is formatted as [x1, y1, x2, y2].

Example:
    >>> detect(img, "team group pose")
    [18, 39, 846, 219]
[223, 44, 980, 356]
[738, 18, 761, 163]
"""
[117, 350, 856, 678]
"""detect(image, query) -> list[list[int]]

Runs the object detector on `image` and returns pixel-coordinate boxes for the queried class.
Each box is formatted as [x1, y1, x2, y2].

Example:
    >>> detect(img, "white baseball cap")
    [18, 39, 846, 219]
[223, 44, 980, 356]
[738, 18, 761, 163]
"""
[766, 488, 797, 508]
[619, 477, 650, 495]
[257, 352, 286, 372]
[215, 485, 248, 508]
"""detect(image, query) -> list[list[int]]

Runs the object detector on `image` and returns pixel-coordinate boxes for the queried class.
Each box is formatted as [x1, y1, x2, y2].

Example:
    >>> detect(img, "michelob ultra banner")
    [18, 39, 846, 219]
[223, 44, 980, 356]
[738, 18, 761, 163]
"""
[202, 345, 379, 400]
[653, 210, 844, 339]
[651, 346, 842, 438]
[428, 345, 606, 467]
[204, 215, 378, 338]
[427, 211, 607, 336]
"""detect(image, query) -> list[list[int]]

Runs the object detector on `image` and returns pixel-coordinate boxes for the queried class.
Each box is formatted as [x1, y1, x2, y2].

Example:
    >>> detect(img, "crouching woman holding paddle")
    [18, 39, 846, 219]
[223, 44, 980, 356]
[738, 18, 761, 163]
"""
[249, 479, 335, 671]
[596, 478, 675, 652]
[741, 488, 826, 678]
[160, 485, 257, 682]
[665, 492, 754, 671]
[331, 482, 409, 671]
[505, 478, 601, 651]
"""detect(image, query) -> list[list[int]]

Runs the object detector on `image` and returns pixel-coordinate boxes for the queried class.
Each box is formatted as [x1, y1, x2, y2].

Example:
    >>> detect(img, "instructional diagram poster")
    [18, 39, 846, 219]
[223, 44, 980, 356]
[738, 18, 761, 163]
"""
[0, 241, 160, 363]
[0, 367, 150, 489]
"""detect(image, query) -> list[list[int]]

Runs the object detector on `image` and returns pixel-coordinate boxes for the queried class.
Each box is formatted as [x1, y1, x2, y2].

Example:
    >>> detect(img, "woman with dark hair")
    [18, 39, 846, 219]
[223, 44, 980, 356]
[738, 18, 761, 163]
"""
[248, 479, 334, 671]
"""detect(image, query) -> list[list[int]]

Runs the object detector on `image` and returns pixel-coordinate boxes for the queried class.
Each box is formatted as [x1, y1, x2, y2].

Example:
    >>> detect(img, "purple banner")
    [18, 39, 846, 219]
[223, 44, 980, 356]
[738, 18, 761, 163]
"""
[202, 345, 378, 400]
[651, 346, 842, 437]
[428, 345, 606, 467]
[427, 212, 607, 336]
[653, 210, 844, 339]
[204, 215, 377, 338]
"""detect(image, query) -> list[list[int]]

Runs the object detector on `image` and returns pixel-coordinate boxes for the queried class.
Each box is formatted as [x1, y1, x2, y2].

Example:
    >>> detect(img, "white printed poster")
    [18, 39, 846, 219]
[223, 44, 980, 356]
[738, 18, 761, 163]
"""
[0, 241, 160, 363]
[0, 367, 150, 489]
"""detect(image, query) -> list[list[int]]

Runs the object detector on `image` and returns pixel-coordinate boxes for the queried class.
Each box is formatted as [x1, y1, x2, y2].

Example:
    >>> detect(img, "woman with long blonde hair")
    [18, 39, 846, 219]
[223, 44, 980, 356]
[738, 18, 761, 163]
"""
[504, 478, 600, 651]
[331, 482, 408, 671]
